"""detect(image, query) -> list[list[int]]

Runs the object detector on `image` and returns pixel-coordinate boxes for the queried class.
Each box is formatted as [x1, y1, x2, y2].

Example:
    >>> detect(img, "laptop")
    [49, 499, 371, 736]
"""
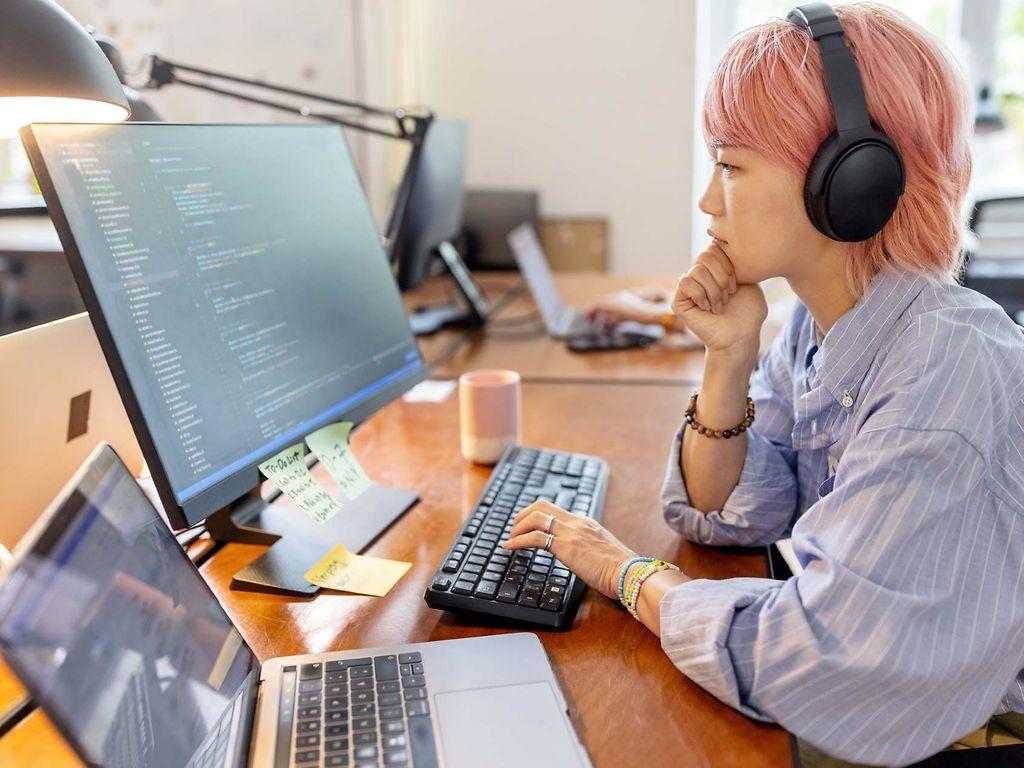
[0, 444, 592, 768]
[506, 223, 664, 344]
[0, 312, 145, 552]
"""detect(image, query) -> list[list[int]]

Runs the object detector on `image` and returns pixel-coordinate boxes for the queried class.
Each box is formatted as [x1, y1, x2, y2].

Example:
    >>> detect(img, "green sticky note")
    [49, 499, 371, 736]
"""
[305, 422, 372, 500]
[258, 443, 342, 525]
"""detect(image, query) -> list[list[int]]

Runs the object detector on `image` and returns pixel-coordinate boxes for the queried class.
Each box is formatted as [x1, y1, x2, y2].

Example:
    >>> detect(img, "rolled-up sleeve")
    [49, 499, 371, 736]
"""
[660, 426, 1024, 766]
[661, 310, 802, 546]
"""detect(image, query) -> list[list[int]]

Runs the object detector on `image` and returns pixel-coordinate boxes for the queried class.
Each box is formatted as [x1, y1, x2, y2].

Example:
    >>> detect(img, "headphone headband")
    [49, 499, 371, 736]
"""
[787, 3, 870, 132]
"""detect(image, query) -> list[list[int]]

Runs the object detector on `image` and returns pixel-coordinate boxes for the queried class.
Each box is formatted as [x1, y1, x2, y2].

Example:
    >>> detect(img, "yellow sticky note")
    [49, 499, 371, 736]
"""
[304, 545, 411, 597]
[258, 443, 342, 525]
[305, 421, 372, 500]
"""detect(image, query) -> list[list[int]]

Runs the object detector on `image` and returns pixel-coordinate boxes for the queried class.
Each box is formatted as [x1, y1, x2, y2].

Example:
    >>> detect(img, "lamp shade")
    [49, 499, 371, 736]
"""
[0, 0, 130, 137]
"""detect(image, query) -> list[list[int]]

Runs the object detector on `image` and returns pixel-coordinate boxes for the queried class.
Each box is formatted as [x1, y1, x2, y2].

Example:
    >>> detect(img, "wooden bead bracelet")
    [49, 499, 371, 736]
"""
[684, 391, 755, 439]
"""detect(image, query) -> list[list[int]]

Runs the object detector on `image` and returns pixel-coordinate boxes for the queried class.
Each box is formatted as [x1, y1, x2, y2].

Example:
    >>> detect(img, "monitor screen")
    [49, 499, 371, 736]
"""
[394, 120, 468, 290]
[23, 123, 426, 527]
[0, 444, 258, 768]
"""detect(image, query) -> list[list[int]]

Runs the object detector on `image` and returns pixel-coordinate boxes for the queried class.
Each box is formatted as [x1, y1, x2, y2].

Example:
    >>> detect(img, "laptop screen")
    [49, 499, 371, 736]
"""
[507, 223, 567, 333]
[0, 445, 258, 768]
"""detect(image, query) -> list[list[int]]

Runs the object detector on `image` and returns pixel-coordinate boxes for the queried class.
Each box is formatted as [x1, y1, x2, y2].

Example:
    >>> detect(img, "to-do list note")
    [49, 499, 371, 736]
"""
[258, 443, 342, 524]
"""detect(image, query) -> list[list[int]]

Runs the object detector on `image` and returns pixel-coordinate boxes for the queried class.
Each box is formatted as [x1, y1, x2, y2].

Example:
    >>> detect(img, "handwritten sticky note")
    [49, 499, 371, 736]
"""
[304, 545, 411, 597]
[258, 443, 342, 524]
[305, 422, 372, 500]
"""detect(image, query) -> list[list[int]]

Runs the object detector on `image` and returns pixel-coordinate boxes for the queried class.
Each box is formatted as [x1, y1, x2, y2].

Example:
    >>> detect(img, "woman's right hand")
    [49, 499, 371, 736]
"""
[673, 242, 767, 358]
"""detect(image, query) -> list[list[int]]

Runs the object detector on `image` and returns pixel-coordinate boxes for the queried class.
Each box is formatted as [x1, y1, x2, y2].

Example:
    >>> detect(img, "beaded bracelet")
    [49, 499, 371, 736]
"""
[623, 559, 680, 619]
[685, 390, 755, 439]
[617, 557, 654, 604]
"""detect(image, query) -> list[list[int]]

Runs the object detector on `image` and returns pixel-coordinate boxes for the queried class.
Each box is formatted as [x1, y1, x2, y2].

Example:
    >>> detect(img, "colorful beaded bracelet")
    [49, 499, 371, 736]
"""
[617, 557, 654, 605]
[685, 390, 756, 439]
[624, 559, 680, 619]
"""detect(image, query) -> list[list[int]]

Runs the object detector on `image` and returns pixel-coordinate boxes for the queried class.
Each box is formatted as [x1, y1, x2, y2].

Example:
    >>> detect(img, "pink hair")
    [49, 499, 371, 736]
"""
[703, 2, 973, 293]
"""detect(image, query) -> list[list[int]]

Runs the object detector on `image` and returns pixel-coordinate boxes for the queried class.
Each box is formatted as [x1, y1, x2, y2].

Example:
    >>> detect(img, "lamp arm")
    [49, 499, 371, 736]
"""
[142, 54, 434, 259]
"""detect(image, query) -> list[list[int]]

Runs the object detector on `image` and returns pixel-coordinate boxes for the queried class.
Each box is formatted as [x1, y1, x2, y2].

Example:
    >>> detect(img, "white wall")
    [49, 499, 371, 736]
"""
[403, 0, 698, 273]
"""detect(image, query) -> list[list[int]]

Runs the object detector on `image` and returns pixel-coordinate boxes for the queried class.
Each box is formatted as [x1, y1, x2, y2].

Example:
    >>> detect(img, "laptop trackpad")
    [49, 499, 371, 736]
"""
[435, 682, 585, 767]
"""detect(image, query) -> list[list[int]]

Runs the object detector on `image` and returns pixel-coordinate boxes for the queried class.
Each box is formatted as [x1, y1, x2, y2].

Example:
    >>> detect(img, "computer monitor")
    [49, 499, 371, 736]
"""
[21, 123, 428, 593]
[393, 119, 468, 291]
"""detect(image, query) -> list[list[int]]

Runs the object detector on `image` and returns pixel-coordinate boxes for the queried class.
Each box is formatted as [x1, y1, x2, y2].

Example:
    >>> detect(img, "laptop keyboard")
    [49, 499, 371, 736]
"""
[276, 653, 437, 768]
[424, 446, 607, 628]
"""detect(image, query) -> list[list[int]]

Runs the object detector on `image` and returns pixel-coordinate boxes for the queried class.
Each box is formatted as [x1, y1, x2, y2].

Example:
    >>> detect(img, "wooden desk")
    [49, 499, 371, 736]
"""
[0, 382, 791, 767]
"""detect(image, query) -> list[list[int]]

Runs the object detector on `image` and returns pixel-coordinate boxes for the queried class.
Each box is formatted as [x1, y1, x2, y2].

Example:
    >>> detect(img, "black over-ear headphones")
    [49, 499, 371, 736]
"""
[787, 2, 905, 242]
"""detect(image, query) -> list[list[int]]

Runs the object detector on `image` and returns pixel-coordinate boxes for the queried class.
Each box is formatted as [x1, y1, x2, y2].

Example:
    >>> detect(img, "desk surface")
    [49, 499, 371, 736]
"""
[0, 381, 791, 767]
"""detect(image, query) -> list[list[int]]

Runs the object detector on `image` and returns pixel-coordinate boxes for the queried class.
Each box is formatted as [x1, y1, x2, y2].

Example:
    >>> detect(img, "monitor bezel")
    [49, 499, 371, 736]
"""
[20, 122, 428, 530]
[0, 442, 260, 768]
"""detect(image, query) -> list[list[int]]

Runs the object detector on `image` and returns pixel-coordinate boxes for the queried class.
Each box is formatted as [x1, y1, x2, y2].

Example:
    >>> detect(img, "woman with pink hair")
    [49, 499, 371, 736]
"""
[505, 3, 1024, 765]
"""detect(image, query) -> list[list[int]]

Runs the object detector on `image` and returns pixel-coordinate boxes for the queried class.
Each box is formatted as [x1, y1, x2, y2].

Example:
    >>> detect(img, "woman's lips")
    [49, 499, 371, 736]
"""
[708, 228, 728, 245]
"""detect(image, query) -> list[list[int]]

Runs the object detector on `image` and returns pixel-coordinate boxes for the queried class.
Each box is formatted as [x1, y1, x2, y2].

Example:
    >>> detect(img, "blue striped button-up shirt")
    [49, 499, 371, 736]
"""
[659, 268, 1024, 766]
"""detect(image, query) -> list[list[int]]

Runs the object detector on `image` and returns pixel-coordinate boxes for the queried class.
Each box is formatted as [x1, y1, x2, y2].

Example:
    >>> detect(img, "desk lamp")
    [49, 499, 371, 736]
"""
[0, 0, 130, 138]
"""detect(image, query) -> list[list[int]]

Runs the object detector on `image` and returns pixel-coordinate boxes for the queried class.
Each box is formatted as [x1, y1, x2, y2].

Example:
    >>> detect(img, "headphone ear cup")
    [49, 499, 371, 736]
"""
[804, 132, 842, 239]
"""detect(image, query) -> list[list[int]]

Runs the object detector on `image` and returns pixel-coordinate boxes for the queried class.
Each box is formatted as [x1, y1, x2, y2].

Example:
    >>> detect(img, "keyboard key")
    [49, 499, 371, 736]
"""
[295, 749, 320, 763]
[296, 720, 319, 733]
[380, 693, 402, 706]
[354, 731, 376, 745]
[384, 752, 409, 765]
[411, 663, 424, 675]
[300, 663, 324, 680]
[355, 746, 379, 760]
[540, 594, 563, 611]
[326, 671, 347, 683]
[442, 560, 459, 573]
[402, 674, 425, 688]
[461, 563, 483, 576]
[381, 705, 404, 720]
[377, 681, 400, 694]
[325, 756, 349, 767]
[299, 692, 321, 706]
[352, 716, 376, 731]
[352, 690, 374, 704]
[374, 655, 400, 681]
[325, 738, 349, 752]
[430, 577, 451, 591]
[295, 734, 321, 748]
[352, 678, 373, 691]
[382, 721, 405, 735]
[496, 581, 521, 603]
[299, 680, 322, 693]
[405, 699, 430, 717]
[518, 587, 541, 608]
[347, 657, 373, 667]
[408, 716, 438, 768]
[352, 703, 376, 716]
[326, 696, 348, 710]
[383, 733, 407, 750]
[326, 723, 349, 737]
[350, 666, 373, 679]
[473, 580, 498, 598]
[326, 709, 348, 723]
[403, 687, 427, 700]
[450, 580, 475, 595]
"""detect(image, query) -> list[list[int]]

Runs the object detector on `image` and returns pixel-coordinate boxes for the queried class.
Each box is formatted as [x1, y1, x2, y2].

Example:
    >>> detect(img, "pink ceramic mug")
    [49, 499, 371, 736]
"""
[459, 369, 522, 464]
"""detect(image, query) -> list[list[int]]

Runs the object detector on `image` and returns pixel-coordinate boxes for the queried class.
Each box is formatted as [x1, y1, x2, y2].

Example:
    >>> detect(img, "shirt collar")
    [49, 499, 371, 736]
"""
[809, 269, 928, 408]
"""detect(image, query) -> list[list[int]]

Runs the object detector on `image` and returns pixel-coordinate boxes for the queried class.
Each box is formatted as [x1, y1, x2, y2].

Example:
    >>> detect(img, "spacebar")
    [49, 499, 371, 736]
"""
[407, 715, 439, 768]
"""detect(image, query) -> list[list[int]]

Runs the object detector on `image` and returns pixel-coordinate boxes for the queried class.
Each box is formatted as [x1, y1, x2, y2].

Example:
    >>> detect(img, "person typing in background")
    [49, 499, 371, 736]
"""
[503, 4, 1024, 766]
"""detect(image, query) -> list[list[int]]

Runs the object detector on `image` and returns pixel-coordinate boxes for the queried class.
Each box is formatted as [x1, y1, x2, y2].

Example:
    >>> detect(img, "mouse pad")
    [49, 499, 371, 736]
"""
[435, 681, 586, 767]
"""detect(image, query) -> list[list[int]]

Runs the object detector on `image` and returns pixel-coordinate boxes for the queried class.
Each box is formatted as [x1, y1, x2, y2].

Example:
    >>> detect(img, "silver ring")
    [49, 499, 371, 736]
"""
[543, 533, 554, 552]
[543, 514, 556, 534]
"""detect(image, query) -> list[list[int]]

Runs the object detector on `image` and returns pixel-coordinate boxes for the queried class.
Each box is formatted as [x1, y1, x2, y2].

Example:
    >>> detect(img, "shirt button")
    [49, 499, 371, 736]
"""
[841, 391, 854, 408]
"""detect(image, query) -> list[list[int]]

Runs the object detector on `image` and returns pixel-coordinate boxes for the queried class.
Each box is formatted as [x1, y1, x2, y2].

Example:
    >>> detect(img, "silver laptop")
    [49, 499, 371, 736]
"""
[506, 223, 602, 338]
[0, 444, 591, 768]
[0, 312, 145, 552]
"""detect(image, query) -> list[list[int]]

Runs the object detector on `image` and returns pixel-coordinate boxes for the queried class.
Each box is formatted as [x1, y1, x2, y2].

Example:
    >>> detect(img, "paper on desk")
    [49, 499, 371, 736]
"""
[305, 421, 372, 500]
[304, 545, 411, 596]
[258, 443, 342, 524]
[775, 538, 804, 576]
[402, 379, 457, 403]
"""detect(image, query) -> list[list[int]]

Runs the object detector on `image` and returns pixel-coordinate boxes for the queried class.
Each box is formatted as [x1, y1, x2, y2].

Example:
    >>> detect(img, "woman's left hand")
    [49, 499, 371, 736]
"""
[501, 500, 638, 600]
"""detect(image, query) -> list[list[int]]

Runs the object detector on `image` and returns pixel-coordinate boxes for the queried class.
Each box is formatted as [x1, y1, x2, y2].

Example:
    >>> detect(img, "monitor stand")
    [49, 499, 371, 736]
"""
[205, 482, 418, 596]
[409, 241, 489, 335]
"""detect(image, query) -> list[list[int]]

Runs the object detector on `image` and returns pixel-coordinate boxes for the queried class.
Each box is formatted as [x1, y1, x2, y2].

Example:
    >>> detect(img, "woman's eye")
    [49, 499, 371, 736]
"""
[716, 161, 734, 174]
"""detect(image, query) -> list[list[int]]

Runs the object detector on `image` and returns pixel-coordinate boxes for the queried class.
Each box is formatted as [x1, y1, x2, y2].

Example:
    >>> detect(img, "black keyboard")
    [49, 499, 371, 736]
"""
[423, 446, 607, 629]
[275, 653, 438, 768]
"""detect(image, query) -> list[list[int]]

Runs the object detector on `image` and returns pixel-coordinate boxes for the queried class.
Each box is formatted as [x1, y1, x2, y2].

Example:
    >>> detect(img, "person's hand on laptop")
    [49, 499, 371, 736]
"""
[584, 287, 687, 332]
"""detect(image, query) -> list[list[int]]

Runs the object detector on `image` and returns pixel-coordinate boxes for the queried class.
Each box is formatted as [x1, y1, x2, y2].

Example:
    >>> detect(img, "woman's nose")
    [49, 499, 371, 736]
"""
[698, 176, 723, 217]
